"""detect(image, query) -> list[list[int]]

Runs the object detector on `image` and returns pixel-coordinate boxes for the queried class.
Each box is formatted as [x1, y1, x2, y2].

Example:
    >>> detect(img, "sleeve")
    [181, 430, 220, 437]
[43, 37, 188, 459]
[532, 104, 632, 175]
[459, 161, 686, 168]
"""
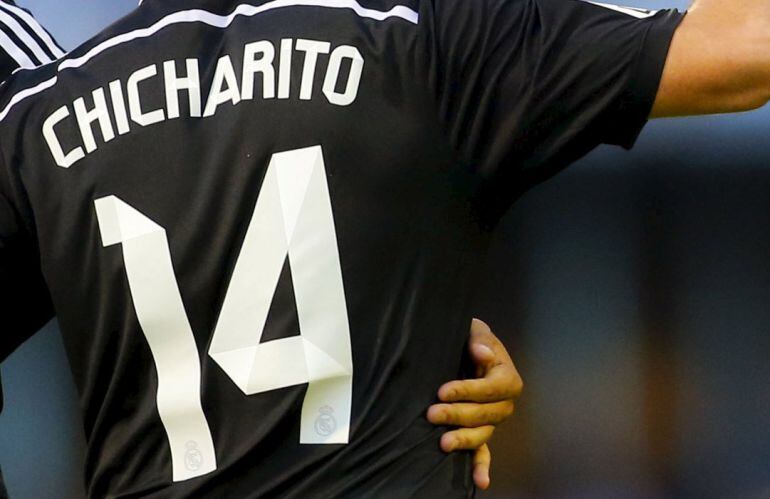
[0, 159, 54, 363]
[0, 0, 62, 411]
[0, 0, 65, 79]
[428, 0, 685, 221]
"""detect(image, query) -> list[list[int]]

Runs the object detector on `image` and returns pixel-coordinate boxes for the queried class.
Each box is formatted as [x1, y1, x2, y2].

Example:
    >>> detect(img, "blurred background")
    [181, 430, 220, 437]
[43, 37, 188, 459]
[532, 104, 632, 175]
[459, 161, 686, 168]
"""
[2, 1, 769, 498]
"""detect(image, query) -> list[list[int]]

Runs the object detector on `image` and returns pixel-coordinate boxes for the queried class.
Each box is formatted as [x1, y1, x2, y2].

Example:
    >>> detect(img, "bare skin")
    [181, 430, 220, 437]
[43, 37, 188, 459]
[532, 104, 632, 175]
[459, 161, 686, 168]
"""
[433, 0, 770, 488]
[652, 0, 770, 117]
[428, 319, 523, 490]
[338, 5, 766, 488]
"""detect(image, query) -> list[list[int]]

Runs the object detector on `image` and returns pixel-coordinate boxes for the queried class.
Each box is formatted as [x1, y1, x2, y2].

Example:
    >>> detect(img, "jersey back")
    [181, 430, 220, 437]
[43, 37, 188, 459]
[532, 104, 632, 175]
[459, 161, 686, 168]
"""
[0, 0, 683, 496]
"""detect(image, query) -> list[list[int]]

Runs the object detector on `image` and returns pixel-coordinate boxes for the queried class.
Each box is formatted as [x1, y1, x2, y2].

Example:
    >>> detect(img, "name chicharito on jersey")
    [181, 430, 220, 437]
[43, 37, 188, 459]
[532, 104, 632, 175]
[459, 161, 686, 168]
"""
[43, 38, 364, 168]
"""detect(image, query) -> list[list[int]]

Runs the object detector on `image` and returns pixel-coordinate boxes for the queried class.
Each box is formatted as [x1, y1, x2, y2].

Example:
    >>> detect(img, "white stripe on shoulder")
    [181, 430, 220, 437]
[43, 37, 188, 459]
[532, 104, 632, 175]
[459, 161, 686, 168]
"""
[61, 0, 417, 71]
[0, 28, 34, 68]
[0, 9, 52, 64]
[0, 75, 56, 121]
[582, 1, 658, 19]
[0, 1, 65, 58]
[0, 0, 418, 122]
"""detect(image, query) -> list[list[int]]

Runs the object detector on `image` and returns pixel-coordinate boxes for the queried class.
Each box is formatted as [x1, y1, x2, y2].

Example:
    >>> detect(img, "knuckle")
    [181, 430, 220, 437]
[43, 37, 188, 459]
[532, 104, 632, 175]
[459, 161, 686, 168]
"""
[473, 430, 490, 446]
[453, 385, 468, 400]
[455, 434, 470, 449]
[498, 400, 514, 418]
[488, 400, 513, 423]
[503, 370, 523, 396]
[482, 385, 498, 400]
[442, 382, 462, 401]
[476, 409, 491, 425]
[514, 375, 524, 396]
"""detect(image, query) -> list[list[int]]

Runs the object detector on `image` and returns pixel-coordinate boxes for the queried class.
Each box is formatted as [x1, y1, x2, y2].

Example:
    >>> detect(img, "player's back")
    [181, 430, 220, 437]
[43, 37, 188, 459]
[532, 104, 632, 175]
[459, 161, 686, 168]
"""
[0, 0, 483, 496]
[0, 0, 686, 496]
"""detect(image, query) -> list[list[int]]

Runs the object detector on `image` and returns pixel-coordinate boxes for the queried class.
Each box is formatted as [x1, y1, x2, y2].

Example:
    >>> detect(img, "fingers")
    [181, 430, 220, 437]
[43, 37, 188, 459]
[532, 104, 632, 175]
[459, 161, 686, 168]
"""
[438, 366, 523, 403]
[469, 320, 497, 377]
[473, 444, 491, 490]
[439, 425, 495, 452]
[470, 341, 495, 377]
[442, 319, 524, 403]
[470, 319, 513, 366]
[427, 401, 514, 427]
[469, 320, 496, 372]
[471, 318, 492, 336]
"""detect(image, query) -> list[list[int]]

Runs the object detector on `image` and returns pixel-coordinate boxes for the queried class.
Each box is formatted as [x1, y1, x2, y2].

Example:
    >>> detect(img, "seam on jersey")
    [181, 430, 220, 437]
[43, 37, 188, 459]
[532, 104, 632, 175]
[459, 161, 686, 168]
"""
[0, 0, 419, 122]
[0, 74, 57, 121]
[0, 132, 39, 240]
[605, 14, 655, 148]
[580, 1, 657, 19]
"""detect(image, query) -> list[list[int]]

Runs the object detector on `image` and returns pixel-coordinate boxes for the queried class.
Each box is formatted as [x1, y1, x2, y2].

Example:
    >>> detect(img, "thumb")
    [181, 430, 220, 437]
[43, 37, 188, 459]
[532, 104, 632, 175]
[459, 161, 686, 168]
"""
[469, 319, 495, 374]
[470, 340, 494, 364]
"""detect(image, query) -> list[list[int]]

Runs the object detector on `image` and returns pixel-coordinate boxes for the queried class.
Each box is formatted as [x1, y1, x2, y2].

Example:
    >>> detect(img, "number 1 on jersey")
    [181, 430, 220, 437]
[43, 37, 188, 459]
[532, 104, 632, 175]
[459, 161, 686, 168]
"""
[95, 145, 353, 482]
[95, 193, 217, 482]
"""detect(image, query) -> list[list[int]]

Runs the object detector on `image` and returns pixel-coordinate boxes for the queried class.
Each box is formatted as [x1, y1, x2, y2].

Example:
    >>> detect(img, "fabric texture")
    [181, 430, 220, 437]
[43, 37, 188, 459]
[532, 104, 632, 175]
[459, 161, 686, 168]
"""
[0, 0, 683, 496]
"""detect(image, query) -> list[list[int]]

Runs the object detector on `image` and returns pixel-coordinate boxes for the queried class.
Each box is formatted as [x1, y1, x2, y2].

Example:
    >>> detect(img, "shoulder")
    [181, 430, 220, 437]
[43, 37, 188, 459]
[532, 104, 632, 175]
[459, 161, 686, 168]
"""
[0, 0, 64, 77]
[0, 3, 155, 127]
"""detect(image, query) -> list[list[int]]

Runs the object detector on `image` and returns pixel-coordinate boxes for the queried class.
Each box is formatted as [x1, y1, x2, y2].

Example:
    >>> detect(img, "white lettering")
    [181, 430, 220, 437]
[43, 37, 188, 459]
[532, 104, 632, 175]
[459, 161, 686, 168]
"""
[109, 80, 131, 135]
[43, 106, 85, 169]
[46, 39, 366, 168]
[242, 41, 275, 101]
[165, 59, 202, 119]
[203, 55, 241, 117]
[295, 39, 330, 101]
[74, 88, 115, 154]
[278, 38, 292, 100]
[128, 64, 166, 127]
[323, 45, 364, 107]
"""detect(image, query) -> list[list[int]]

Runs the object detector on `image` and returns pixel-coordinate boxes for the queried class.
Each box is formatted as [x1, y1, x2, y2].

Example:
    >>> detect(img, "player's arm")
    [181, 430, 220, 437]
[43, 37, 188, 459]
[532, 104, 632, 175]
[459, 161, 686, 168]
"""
[0, 0, 62, 415]
[0, 0, 64, 77]
[427, 319, 523, 490]
[0, 192, 54, 363]
[652, 0, 770, 117]
[0, 1, 63, 352]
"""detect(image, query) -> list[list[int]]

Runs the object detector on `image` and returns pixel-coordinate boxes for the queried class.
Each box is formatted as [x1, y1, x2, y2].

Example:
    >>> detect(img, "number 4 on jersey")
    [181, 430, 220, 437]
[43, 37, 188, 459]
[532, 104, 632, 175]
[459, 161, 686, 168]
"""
[95, 145, 353, 482]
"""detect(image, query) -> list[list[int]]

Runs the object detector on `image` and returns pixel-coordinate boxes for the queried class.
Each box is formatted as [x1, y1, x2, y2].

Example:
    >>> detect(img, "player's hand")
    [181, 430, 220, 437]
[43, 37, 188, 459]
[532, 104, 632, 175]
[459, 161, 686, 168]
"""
[426, 319, 523, 490]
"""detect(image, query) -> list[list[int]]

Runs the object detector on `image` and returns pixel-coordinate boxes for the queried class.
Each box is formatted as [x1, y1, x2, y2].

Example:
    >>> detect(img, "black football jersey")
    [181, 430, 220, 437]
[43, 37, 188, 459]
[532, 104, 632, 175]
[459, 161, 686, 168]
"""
[0, 2, 65, 496]
[0, 0, 683, 497]
[0, 0, 64, 79]
[0, 0, 64, 414]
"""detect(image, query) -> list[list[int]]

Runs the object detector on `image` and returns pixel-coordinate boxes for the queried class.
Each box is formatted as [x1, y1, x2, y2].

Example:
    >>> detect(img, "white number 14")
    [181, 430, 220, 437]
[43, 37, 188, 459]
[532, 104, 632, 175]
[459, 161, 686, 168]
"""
[95, 145, 353, 482]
